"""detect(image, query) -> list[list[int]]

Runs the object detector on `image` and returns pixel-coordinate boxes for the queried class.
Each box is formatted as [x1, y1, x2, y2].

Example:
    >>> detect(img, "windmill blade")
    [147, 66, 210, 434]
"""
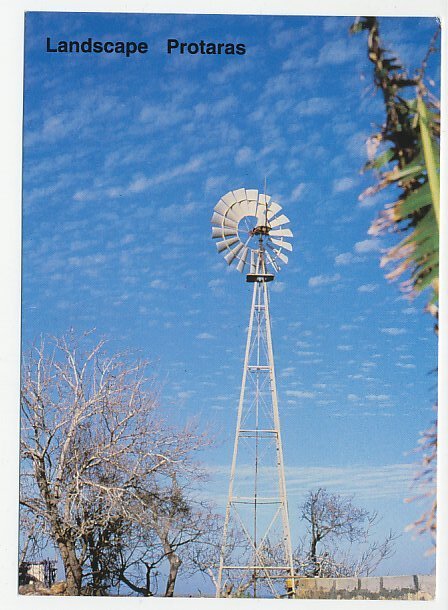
[274, 249, 289, 264]
[258, 193, 271, 206]
[269, 228, 293, 238]
[265, 251, 280, 272]
[212, 226, 237, 239]
[214, 200, 231, 216]
[223, 207, 240, 223]
[269, 213, 290, 228]
[224, 241, 245, 265]
[246, 189, 258, 202]
[233, 199, 257, 220]
[267, 202, 282, 220]
[210, 211, 224, 226]
[267, 241, 289, 264]
[233, 188, 247, 202]
[221, 191, 238, 206]
[216, 236, 240, 253]
[256, 205, 267, 227]
[236, 246, 249, 273]
[211, 211, 238, 229]
[270, 237, 293, 251]
[250, 250, 257, 274]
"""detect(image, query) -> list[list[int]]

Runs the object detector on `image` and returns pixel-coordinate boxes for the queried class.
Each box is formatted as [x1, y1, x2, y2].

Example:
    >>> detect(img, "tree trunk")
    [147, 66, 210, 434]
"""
[310, 536, 319, 577]
[58, 541, 83, 595]
[164, 551, 181, 597]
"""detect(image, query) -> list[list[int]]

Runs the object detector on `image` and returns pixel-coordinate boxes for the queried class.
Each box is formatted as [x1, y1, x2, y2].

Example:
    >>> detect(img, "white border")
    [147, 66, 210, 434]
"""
[1, 1, 446, 609]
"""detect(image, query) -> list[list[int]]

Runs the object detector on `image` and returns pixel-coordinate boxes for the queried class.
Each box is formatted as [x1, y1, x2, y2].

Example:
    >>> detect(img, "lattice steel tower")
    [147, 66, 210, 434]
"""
[211, 188, 295, 598]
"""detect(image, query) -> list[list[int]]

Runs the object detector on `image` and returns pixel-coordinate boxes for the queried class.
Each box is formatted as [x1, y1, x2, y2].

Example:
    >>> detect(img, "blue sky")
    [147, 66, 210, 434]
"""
[22, 12, 440, 588]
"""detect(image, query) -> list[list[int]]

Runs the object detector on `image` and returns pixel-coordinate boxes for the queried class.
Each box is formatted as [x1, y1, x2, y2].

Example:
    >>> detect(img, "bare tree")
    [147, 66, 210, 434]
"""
[115, 471, 222, 596]
[295, 489, 397, 577]
[20, 330, 210, 595]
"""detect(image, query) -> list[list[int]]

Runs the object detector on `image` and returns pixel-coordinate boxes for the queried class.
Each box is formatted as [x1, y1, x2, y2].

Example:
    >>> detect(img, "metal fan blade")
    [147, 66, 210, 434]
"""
[256, 206, 267, 227]
[250, 250, 256, 274]
[225, 208, 240, 223]
[210, 211, 223, 225]
[233, 188, 247, 203]
[269, 228, 293, 238]
[236, 246, 249, 273]
[233, 199, 257, 220]
[212, 226, 237, 239]
[274, 249, 289, 264]
[270, 237, 293, 251]
[269, 213, 290, 228]
[266, 251, 280, 272]
[267, 241, 289, 264]
[258, 193, 271, 205]
[224, 242, 244, 265]
[214, 200, 230, 216]
[221, 191, 237, 206]
[246, 189, 258, 202]
[267, 201, 282, 217]
[216, 236, 240, 253]
[210, 212, 238, 229]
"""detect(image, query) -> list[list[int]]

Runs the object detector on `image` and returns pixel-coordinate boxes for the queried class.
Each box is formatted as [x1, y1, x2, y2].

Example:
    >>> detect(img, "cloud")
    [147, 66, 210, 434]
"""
[270, 281, 285, 293]
[196, 332, 216, 340]
[358, 283, 378, 293]
[332, 177, 355, 194]
[317, 39, 362, 66]
[206, 463, 415, 502]
[381, 327, 406, 336]
[149, 279, 168, 289]
[281, 367, 295, 377]
[235, 146, 254, 166]
[354, 239, 382, 253]
[205, 176, 227, 193]
[334, 252, 363, 266]
[107, 156, 206, 199]
[308, 273, 341, 287]
[290, 182, 306, 202]
[295, 96, 335, 116]
[366, 394, 390, 401]
[286, 390, 315, 398]
[208, 278, 225, 296]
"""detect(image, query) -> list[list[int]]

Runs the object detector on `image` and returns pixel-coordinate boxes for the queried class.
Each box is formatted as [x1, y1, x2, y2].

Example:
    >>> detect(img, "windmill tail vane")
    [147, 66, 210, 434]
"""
[211, 187, 295, 599]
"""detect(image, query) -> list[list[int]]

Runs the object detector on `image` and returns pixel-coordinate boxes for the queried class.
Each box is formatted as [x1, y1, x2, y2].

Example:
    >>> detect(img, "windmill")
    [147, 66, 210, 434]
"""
[211, 188, 295, 598]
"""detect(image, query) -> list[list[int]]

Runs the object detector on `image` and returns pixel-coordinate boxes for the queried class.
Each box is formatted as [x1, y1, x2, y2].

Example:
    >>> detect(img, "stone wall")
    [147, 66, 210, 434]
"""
[293, 575, 435, 600]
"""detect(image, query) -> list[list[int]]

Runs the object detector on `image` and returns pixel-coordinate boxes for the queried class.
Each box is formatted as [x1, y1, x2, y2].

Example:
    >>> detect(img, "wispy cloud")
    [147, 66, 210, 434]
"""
[196, 332, 216, 340]
[334, 252, 364, 266]
[354, 239, 383, 253]
[308, 273, 341, 287]
[332, 177, 356, 194]
[286, 390, 315, 398]
[358, 283, 378, 293]
[206, 463, 416, 503]
[381, 327, 407, 336]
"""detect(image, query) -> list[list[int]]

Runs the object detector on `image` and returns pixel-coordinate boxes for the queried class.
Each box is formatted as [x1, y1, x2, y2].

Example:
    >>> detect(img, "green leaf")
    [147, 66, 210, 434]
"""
[413, 266, 438, 292]
[364, 149, 394, 171]
[396, 182, 431, 217]
[387, 159, 425, 182]
[417, 96, 440, 228]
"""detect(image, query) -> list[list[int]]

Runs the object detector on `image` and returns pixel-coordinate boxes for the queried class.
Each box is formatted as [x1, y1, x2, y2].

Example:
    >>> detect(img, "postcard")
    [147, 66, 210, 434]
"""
[4, 1, 445, 605]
